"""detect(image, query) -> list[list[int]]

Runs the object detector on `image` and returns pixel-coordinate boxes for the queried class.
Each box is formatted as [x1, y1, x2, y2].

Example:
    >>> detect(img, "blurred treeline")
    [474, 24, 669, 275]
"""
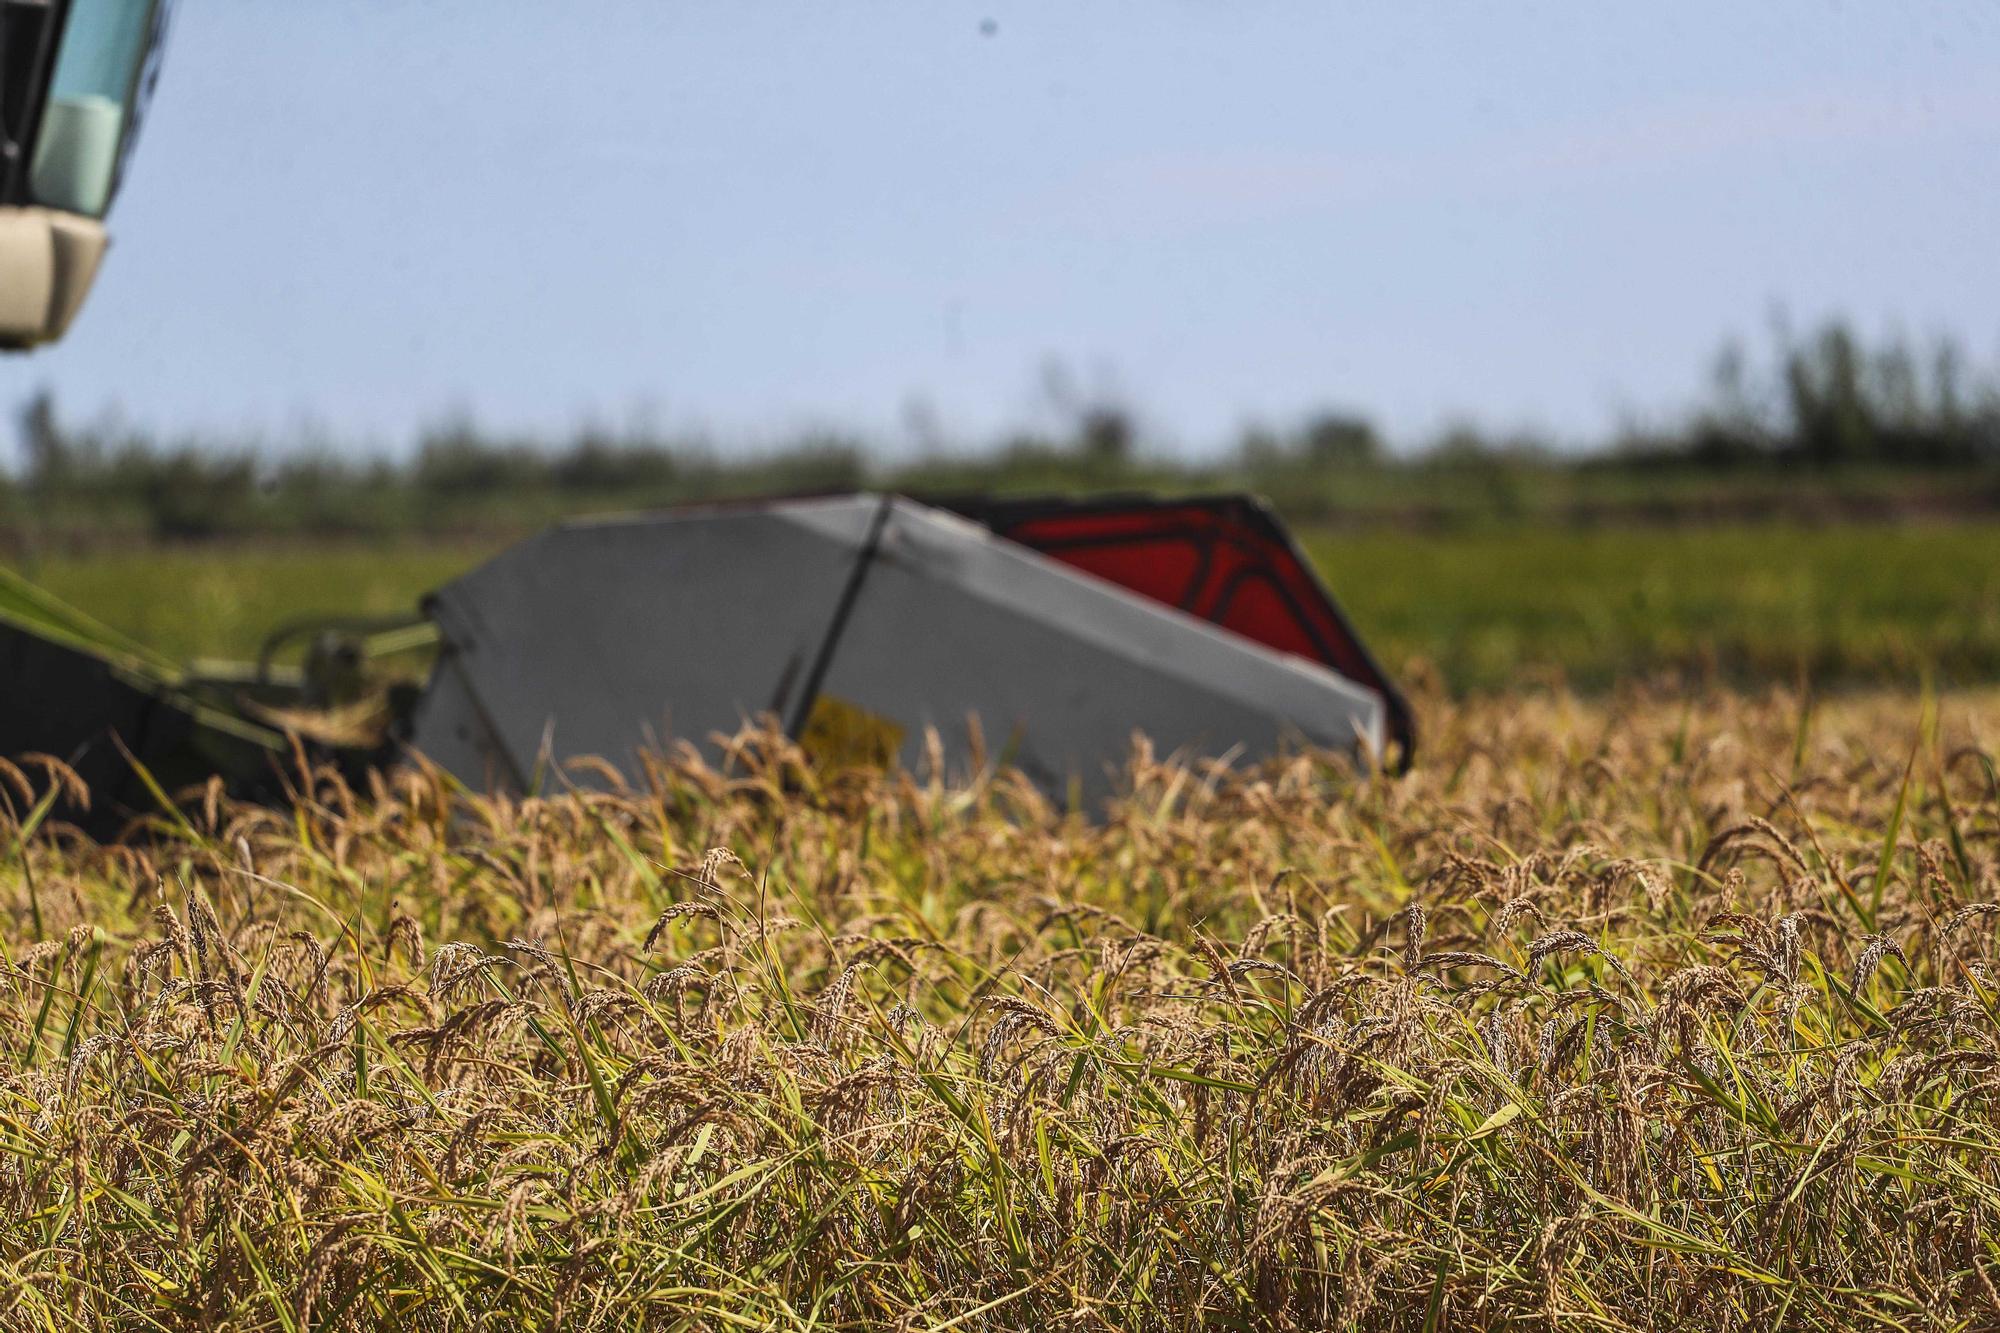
[6, 318, 2000, 546]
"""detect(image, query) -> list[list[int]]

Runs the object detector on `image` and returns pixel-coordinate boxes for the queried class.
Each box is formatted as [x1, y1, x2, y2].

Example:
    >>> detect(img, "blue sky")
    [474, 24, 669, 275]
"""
[4, 1, 1997, 457]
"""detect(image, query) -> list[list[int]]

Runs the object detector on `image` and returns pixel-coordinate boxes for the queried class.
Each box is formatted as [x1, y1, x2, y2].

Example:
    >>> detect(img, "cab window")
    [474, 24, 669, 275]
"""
[29, 0, 157, 217]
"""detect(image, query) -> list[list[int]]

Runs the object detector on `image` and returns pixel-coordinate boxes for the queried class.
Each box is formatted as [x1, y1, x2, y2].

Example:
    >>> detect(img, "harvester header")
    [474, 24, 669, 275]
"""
[3, 492, 1411, 830]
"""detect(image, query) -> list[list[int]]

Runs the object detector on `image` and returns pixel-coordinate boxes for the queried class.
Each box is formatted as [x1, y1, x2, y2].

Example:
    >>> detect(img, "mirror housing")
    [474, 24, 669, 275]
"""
[0, 204, 106, 348]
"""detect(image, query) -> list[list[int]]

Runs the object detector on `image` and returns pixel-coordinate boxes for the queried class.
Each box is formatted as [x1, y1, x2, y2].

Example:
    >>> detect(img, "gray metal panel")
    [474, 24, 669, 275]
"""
[407, 495, 880, 787]
[401, 654, 520, 791]
[814, 499, 1385, 803]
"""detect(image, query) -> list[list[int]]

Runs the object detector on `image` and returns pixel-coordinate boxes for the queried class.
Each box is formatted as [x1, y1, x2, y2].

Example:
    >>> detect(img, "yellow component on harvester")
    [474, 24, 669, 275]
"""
[800, 694, 906, 771]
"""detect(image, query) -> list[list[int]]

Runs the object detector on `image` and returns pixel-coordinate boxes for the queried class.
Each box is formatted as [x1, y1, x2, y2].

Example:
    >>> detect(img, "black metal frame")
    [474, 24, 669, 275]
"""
[782, 493, 894, 739]
[0, 0, 66, 204]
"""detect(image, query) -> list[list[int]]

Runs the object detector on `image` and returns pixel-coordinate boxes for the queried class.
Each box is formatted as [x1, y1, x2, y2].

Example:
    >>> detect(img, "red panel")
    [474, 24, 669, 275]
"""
[1035, 539, 1202, 611]
[999, 505, 1335, 663]
[1207, 574, 1322, 660]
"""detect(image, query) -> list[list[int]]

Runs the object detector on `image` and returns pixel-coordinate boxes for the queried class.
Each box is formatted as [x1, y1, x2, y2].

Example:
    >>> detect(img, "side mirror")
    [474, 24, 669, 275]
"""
[0, 205, 106, 348]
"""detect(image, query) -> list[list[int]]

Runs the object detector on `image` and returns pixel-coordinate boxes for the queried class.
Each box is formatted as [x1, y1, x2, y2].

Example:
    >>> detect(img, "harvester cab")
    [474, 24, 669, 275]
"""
[0, 0, 168, 349]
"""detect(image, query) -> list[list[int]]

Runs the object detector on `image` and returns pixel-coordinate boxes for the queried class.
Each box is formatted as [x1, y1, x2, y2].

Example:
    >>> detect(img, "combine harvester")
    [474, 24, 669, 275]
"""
[1, 493, 1411, 830]
[0, 9, 1417, 821]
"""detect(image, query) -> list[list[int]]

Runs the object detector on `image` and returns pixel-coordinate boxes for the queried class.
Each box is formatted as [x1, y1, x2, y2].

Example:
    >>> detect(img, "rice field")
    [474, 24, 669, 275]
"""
[6, 683, 2000, 1328]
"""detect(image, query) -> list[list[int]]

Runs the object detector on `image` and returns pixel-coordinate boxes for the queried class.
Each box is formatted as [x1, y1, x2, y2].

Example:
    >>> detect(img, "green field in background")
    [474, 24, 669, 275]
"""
[11, 521, 2000, 692]
[1307, 522, 2000, 691]
[8, 543, 497, 665]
